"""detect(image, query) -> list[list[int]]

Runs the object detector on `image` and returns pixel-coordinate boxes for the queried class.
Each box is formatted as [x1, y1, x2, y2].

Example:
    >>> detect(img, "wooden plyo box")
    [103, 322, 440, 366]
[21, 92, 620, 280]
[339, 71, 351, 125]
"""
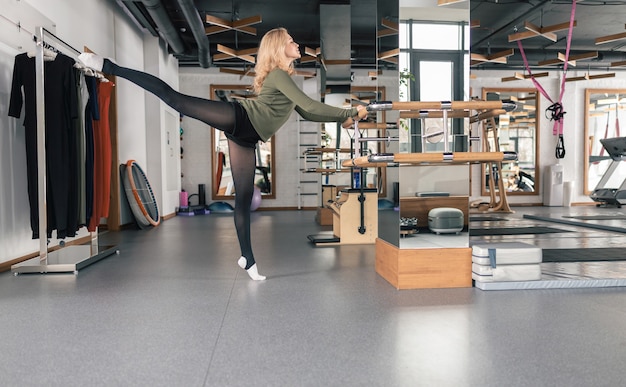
[316, 207, 333, 226]
[321, 185, 338, 206]
[330, 189, 378, 245]
[375, 238, 472, 289]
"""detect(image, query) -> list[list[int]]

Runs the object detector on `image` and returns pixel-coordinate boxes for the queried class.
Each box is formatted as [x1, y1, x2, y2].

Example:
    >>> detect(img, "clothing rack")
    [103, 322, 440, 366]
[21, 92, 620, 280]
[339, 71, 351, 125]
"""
[12, 26, 118, 275]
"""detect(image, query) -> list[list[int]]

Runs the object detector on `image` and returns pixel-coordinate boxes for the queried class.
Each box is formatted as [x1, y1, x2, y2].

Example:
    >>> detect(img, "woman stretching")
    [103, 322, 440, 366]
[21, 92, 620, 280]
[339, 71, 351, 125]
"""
[78, 27, 367, 280]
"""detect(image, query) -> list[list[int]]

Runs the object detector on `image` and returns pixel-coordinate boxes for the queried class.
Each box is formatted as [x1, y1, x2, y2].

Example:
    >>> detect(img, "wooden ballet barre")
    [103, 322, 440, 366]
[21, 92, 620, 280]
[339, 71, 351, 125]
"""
[400, 109, 471, 119]
[354, 122, 398, 130]
[399, 109, 506, 122]
[367, 100, 516, 112]
[342, 151, 517, 168]
[470, 109, 507, 123]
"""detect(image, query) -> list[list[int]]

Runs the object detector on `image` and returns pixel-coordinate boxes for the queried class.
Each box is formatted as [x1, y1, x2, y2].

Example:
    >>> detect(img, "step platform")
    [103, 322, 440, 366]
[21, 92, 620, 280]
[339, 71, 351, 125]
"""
[307, 232, 340, 245]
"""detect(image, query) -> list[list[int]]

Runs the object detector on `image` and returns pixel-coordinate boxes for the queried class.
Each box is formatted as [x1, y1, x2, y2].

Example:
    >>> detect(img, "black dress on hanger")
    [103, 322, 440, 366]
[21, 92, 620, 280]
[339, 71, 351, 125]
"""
[8, 52, 78, 239]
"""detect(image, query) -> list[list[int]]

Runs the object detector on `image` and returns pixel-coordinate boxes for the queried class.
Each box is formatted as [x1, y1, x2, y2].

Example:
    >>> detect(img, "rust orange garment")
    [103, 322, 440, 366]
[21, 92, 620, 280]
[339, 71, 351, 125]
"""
[88, 81, 113, 232]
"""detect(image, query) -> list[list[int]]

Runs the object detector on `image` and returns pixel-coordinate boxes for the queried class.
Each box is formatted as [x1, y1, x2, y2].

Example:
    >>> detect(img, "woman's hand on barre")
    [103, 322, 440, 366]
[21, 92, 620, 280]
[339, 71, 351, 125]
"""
[342, 105, 368, 128]
[356, 105, 368, 120]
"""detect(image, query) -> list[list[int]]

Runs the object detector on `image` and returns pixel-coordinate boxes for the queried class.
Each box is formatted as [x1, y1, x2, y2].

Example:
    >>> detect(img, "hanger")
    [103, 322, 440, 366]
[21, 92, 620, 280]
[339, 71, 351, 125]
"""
[73, 61, 110, 83]
[26, 46, 58, 61]
[96, 73, 110, 83]
[26, 40, 58, 61]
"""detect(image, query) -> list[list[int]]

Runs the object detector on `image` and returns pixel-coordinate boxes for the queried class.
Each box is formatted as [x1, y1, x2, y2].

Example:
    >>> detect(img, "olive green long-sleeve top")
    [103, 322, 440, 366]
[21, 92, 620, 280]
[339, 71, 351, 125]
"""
[238, 69, 358, 141]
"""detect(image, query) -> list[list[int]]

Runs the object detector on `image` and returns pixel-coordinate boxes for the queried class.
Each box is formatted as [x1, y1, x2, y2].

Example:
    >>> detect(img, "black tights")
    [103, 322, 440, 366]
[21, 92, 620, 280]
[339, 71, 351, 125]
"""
[103, 60, 258, 268]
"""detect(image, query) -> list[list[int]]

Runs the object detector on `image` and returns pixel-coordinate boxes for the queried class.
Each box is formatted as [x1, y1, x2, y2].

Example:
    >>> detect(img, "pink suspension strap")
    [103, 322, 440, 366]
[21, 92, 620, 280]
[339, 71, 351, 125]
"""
[516, 1, 577, 159]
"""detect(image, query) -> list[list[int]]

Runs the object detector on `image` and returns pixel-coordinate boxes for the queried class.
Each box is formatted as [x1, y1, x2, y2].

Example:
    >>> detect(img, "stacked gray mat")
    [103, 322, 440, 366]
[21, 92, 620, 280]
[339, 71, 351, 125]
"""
[472, 242, 543, 285]
[472, 242, 626, 290]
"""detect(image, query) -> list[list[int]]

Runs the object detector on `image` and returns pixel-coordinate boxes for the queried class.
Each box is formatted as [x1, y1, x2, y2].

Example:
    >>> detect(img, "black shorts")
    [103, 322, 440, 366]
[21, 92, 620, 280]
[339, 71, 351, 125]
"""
[226, 101, 261, 149]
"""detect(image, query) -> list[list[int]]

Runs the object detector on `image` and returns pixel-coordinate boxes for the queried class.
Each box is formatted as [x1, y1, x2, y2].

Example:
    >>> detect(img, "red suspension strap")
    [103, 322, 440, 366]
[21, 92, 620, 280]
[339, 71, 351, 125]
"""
[517, 1, 577, 159]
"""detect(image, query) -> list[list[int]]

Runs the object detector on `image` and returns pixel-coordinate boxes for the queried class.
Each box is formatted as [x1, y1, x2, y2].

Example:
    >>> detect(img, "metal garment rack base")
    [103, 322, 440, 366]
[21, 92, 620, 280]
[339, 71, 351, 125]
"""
[12, 244, 119, 275]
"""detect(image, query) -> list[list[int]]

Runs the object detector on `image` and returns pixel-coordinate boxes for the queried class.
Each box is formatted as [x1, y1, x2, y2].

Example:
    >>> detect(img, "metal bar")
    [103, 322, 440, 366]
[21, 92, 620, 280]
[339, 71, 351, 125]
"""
[355, 137, 399, 142]
[443, 109, 449, 153]
[342, 151, 518, 168]
[39, 27, 80, 54]
[35, 26, 47, 262]
[367, 100, 517, 112]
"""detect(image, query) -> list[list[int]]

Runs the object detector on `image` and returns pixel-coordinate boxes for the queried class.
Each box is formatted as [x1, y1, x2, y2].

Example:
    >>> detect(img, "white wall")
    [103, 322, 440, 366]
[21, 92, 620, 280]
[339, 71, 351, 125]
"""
[0, 0, 174, 265]
[144, 37, 181, 217]
[469, 69, 626, 205]
[0, 43, 38, 262]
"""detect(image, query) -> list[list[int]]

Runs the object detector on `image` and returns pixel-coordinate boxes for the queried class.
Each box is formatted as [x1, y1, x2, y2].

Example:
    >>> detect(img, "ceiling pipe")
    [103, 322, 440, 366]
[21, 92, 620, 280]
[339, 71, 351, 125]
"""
[139, 0, 186, 54]
[176, 0, 212, 68]
[116, 0, 158, 37]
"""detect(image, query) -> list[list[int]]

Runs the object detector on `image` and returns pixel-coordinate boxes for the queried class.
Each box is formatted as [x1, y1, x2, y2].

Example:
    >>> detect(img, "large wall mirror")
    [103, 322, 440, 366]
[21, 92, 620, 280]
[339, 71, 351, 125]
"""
[322, 86, 388, 197]
[210, 84, 275, 200]
[385, 1, 469, 249]
[481, 88, 540, 196]
[584, 88, 626, 195]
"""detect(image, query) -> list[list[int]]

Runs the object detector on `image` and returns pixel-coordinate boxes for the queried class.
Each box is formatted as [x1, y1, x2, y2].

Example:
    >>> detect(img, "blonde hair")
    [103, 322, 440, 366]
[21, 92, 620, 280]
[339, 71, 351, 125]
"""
[253, 27, 295, 93]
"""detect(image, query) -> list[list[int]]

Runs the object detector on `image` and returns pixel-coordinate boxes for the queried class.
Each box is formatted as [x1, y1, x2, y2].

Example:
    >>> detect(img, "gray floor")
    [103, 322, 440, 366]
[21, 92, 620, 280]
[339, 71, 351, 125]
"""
[2, 206, 626, 386]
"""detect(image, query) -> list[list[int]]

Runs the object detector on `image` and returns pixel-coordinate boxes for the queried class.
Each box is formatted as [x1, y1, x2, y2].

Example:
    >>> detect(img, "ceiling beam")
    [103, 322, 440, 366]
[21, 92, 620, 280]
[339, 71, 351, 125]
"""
[537, 51, 597, 67]
[205, 14, 261, 36]
[566, 72, 616, 82]
[213, 44, 256, 63]
[501, 72, 548, 82]
[472, 0, 552, 49]
[595, 31, 626, 45]
[471, 48, 514, 66]
[508, 20, 577, 43]
[611, 60, 626, 67]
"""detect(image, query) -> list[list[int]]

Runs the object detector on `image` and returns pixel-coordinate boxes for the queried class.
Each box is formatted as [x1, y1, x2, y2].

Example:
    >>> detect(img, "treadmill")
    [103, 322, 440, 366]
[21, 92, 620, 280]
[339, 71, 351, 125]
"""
[590, 136, 626, 207]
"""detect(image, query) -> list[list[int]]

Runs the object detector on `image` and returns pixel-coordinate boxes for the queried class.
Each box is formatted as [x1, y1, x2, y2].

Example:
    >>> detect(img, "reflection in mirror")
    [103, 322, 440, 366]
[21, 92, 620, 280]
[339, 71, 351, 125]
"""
[584, 89, 626, 197]
[398, 165, 470, 249]
[395, 4, 470, 250]
[374, 0, 400, 247]
[210, 84, 275, 200]
[481, 88, 539, 196]
[323, 87, 387, 197]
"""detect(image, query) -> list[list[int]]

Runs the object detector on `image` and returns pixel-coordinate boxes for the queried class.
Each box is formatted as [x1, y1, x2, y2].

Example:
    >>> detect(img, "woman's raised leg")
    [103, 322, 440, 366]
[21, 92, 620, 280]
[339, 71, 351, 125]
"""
[79, 54, 237, 133]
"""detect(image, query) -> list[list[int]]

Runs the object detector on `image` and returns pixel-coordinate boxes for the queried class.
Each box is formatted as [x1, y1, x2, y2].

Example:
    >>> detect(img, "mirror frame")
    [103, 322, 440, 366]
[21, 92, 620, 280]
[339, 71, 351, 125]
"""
[583, 88, 626, 195]
[480, 87, 540, 196]
[210, 84, 276, 200]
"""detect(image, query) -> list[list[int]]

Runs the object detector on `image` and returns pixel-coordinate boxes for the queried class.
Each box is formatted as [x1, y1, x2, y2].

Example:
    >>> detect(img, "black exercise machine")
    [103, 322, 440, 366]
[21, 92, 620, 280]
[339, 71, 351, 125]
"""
[590, 136, 626, 207]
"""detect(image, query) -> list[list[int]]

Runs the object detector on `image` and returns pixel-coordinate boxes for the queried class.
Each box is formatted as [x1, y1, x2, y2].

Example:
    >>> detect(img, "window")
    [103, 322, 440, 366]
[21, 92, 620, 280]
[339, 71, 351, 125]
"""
[400, 20, 469, 153]
[411, 23, 462, 50]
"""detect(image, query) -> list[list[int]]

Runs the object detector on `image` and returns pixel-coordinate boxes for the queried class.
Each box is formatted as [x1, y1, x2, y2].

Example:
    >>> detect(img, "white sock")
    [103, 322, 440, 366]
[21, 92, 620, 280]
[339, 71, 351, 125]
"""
[77, 53, 104, 72]
[238, 256, 266, 281]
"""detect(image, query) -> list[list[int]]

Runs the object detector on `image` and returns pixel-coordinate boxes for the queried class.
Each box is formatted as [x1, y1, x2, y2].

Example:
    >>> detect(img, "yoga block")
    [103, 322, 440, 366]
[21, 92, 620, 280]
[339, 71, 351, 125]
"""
[428, 207, 464, 234]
